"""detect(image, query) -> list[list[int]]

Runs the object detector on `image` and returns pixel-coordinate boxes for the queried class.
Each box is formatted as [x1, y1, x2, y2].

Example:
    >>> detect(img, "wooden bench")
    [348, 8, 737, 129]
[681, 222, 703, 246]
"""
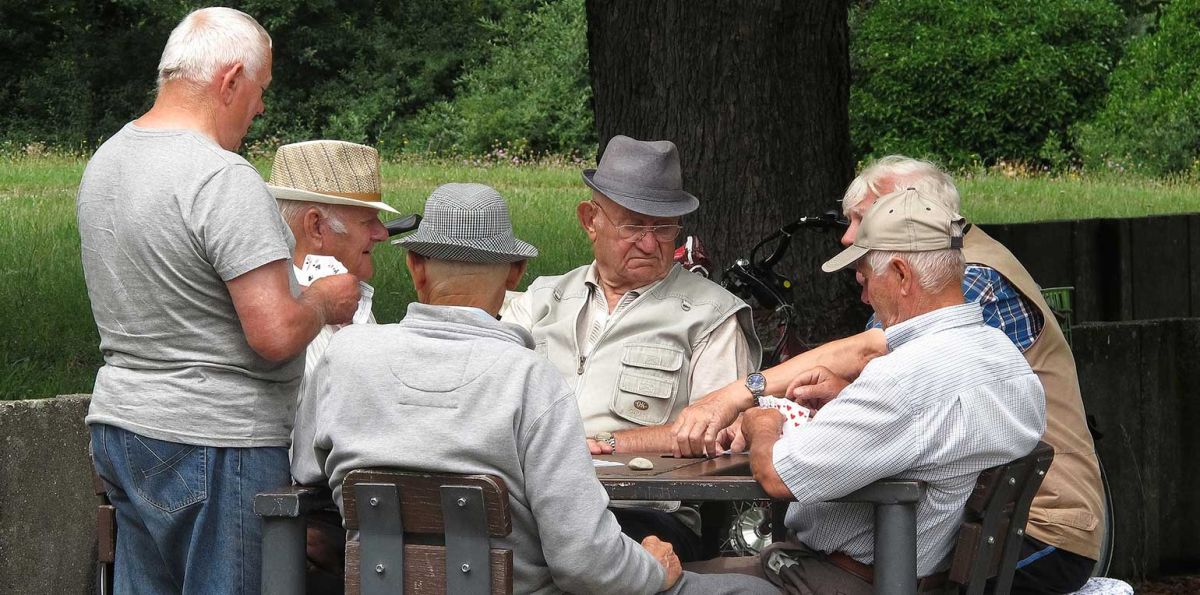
[255, 470, 513, 595]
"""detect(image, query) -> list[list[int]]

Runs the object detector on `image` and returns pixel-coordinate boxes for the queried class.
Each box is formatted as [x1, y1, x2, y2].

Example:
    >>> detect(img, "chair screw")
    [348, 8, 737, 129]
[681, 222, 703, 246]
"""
[457, 497, 468, 507]
[369, 497, 379, 507]
[375, 564, 385, 574]
[461, 563, 471, 573]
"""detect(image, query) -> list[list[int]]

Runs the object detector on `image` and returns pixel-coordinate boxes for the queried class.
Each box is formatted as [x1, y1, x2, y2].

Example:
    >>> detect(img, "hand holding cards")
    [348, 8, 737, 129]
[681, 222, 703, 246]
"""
[757, 396, 813, 436]
[300, 255, 372, 325]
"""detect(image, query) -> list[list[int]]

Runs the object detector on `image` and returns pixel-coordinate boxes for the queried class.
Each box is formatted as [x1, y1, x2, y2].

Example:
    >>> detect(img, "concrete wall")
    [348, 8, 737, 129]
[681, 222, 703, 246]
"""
[1, 320, 1197, 592]
[0, 394, 95, 595]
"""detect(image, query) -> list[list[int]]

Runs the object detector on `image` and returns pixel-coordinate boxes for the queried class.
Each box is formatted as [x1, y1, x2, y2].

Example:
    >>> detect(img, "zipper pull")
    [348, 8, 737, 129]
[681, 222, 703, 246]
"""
[577, 355, 586, 375]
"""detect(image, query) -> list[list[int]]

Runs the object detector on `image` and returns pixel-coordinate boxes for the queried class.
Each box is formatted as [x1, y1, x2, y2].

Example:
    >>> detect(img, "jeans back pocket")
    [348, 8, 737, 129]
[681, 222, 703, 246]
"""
[124, 433, 209, 513]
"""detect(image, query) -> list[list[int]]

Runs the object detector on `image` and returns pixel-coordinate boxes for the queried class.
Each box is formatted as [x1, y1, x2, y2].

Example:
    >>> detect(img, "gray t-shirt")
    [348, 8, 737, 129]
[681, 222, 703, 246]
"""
[78, 123, 300, 447]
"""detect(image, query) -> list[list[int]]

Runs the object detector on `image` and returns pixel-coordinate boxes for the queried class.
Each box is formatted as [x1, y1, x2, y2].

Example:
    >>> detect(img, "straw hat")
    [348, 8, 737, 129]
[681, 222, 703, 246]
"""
[267, 140, 399, 213]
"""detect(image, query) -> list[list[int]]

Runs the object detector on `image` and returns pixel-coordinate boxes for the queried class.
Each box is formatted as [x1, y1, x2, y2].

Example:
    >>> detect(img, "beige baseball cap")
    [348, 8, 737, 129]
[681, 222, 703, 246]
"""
[821, 187, 966, 273]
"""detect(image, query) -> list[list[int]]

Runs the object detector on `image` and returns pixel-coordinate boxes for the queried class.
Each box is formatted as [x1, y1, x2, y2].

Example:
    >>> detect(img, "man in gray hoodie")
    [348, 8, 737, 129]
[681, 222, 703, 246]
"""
[290, 183, 776, 594]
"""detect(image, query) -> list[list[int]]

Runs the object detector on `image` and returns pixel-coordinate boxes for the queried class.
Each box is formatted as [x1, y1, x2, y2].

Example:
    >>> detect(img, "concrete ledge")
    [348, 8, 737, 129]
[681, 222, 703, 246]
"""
[0, 394, 95, 595]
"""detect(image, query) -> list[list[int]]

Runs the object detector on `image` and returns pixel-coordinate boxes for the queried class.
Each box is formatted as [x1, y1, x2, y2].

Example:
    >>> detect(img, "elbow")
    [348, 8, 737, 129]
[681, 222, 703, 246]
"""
[245, 332, 300, 363]
[751, 464, 793, 500]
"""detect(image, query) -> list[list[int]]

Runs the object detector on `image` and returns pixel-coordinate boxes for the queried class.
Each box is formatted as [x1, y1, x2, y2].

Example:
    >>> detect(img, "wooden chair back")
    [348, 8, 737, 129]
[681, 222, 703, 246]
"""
[341, 469, 513, 595]
[93, 469, 116, 595]
[948, 441, 1055, 594]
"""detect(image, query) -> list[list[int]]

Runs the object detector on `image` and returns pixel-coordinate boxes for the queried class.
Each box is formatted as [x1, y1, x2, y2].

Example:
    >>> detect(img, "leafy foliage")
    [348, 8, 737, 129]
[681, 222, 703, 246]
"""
[403, 0, 595, 158]
[1075, 0, 1200, 175]
[849, 0, 1124, 167]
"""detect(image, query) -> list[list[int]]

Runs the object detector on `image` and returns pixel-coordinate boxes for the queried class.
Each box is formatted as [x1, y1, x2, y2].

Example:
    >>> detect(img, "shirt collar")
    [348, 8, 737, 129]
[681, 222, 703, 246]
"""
[884, 302, 984, 351]
[583, 261, 671, 298]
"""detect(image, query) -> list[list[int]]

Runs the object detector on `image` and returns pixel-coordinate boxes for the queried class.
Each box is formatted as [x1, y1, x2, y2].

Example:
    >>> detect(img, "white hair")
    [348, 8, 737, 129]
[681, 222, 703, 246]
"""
[277, 200, 347, 235]
[157, 7, 272, 88]
[843, 155, 961, 215]
[864, 249, 965, 293]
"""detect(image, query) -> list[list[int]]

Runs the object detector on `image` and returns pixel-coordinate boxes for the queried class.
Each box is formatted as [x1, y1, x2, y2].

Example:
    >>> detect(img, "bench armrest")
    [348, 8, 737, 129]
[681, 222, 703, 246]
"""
[254, 484, 334, 518]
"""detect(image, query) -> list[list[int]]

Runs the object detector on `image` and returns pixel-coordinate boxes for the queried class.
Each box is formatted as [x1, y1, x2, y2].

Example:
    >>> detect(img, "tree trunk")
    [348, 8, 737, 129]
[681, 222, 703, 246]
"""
[585, 0, 866, 343]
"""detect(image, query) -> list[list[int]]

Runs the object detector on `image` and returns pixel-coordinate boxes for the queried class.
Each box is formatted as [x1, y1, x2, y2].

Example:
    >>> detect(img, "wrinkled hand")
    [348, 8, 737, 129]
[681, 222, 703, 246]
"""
[741, 407, 785, 451]
[586, 438, 613, 455]
[672, 387, 746, 458]
[715, 414, 747, 453]
[641, 535, 682, 591]
[786, 365, 850, 412]
[307, 273, 360, 325]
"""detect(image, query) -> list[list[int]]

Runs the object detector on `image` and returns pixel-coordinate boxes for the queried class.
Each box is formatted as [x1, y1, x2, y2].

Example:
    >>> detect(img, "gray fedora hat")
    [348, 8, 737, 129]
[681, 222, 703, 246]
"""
[582, 135, 699, 217]
[392, 183, 538, 263]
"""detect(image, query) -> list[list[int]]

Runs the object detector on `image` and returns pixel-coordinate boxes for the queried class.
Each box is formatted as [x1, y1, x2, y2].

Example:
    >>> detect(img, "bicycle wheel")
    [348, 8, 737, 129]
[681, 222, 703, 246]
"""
[1091, 453, 1115, 577]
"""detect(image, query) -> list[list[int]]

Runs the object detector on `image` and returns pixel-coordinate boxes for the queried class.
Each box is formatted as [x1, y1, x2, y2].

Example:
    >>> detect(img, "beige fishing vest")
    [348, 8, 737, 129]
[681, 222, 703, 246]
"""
[524, 264, 760, 435]
[964, 227, 1105, 560]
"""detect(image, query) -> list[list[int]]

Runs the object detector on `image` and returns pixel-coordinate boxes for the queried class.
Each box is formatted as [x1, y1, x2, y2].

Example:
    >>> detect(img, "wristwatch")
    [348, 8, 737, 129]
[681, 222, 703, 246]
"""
[594, 431, 617, 452]
[745, 372, 767, 407]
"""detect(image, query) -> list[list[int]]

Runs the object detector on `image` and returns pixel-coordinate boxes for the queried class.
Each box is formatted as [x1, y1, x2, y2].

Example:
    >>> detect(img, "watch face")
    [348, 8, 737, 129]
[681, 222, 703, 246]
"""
[746, 372, 767, 393]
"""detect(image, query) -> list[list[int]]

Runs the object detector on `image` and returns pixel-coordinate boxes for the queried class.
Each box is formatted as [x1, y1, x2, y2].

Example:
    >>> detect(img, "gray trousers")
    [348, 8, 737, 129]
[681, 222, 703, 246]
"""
[684, 542, 872, 595]
[664, 570, 781, 594]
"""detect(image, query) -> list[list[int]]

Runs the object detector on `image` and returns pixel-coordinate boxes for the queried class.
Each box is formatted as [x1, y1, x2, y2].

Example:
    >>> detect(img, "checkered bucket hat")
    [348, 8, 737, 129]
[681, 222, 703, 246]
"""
[393, 183, 538, 263]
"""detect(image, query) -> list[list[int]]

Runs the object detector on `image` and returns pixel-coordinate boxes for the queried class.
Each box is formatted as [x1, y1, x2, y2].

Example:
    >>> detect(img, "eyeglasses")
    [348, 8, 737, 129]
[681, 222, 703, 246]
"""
[590, 201, 683, 243]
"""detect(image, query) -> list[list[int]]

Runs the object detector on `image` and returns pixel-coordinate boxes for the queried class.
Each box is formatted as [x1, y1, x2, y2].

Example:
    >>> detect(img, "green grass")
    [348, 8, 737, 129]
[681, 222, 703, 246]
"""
[2, 153, 1198, 400]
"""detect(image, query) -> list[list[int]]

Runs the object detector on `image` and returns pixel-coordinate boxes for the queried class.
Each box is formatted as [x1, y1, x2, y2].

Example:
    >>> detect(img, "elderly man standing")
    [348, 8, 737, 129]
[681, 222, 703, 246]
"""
[720, 187, 1046, 594]
[77, 8, 359, 594]
[291, 183, 776, 595]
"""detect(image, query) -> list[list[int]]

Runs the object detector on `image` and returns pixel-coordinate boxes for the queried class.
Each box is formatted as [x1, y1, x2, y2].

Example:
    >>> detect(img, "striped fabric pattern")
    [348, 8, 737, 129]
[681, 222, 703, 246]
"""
[866, 265, 1045, 353]
[774, 302, 1046, 577]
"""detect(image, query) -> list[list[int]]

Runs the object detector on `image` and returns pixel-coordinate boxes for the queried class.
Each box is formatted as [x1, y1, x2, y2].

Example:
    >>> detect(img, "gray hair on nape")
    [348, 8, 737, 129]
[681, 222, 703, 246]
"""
[842, 155, 961, 215]
[277, 200, 347, 235]
[156, 7, 272, 89]
[864, 248, 965, 293]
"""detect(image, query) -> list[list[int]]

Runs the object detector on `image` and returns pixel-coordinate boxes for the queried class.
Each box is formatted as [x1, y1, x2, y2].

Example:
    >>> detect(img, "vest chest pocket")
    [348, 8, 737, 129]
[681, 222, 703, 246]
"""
[611, 344, 684, 426]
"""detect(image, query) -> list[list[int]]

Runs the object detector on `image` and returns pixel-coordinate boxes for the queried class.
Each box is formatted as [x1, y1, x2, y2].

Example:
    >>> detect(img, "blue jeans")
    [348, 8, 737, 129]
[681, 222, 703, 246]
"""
[90, 423, 289, 595]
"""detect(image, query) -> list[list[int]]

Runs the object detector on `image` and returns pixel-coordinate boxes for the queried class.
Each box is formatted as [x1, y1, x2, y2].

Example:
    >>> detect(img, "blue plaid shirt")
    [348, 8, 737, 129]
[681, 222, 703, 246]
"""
[867, 265, 1044, 352]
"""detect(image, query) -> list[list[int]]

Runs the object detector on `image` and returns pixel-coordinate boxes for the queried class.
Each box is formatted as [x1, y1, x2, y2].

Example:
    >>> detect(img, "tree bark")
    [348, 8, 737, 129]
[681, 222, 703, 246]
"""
[586, 0, 866, 343]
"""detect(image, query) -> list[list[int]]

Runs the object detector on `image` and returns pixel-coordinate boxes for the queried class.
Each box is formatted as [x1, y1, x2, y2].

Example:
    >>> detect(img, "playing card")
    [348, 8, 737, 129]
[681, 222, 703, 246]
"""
[301, 254, 348, 285]
[757, 396, 813, 436]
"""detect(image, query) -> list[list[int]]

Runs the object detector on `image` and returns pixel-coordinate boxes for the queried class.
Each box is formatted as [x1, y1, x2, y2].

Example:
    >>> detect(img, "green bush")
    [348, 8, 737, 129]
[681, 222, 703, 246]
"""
[850, 0, 1124, 168]
[1076, 0, 1200, 175]
[402, 0, 595, 159]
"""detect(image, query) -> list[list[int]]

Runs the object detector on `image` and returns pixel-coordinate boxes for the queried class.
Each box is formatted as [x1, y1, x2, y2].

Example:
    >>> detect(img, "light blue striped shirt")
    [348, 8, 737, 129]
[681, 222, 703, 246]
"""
[773, 302, 1046, 577]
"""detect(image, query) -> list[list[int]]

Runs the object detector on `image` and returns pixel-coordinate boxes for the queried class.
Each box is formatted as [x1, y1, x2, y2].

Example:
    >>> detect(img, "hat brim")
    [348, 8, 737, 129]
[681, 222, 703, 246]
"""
[821, 245, 869, 273]
[392, 233, 538, 264]
[582, 170, 699, 218]
[269, 185, 400, 214]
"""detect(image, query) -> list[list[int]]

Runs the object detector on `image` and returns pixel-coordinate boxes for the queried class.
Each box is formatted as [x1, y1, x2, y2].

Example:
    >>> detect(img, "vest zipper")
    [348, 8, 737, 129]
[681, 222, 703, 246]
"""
[577, 355, 586, 375]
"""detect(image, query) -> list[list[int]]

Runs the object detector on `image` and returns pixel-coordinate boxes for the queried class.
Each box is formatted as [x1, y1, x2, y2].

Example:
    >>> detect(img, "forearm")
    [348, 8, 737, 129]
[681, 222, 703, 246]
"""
[745, 426, 793, 499]
[763, 328, 886, 392]
[250, 293, 326, 362]
[612, 425, 677, 453]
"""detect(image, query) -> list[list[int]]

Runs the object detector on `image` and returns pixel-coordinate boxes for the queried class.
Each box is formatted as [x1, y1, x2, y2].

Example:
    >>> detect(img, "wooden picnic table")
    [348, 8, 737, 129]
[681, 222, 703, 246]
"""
[593, 452, 772, 501]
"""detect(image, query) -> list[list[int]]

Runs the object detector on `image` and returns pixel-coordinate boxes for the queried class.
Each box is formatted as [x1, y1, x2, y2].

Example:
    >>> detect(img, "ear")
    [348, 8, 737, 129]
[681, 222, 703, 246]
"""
[300, 208, 324, 247]
[577, 201, 599, 242]
[406, 252, 427, 293]
[505, 260, 529, 290]
[892, 257, 915, 296]
[217, 62, 245, 106]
